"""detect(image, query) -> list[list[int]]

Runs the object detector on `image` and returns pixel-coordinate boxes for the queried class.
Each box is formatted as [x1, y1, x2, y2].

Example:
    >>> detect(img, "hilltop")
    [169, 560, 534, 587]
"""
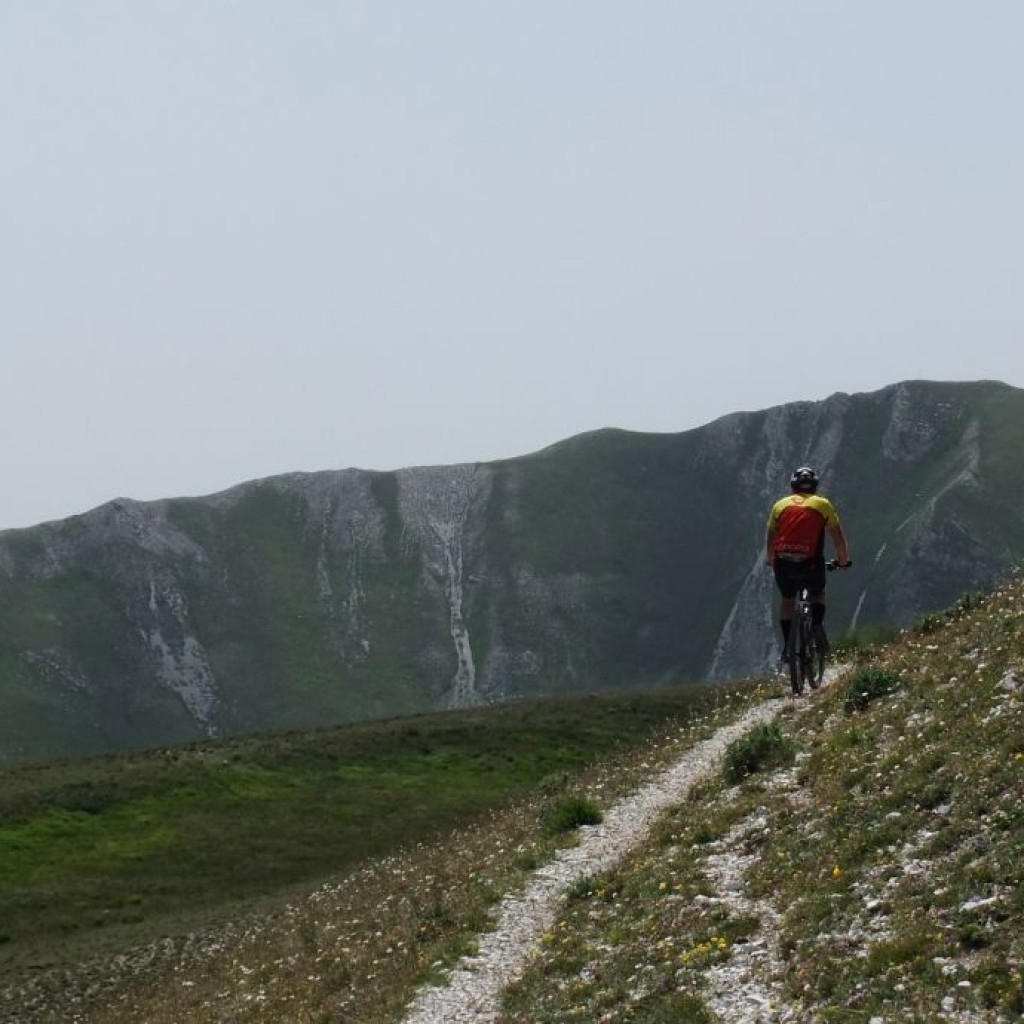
[2, 570, 1022, 1022]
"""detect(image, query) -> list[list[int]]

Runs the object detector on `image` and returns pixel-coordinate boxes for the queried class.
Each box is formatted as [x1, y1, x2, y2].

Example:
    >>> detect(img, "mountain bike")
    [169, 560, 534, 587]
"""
[786, 559, 851, 696]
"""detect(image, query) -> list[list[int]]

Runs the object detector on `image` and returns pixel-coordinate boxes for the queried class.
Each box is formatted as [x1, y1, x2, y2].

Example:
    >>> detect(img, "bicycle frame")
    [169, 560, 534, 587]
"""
[784, 559, 848, 696]
[787, 585, 823, 696]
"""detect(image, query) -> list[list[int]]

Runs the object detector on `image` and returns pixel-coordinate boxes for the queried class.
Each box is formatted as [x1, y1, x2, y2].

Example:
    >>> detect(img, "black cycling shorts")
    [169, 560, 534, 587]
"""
[773, 556, 827, 599]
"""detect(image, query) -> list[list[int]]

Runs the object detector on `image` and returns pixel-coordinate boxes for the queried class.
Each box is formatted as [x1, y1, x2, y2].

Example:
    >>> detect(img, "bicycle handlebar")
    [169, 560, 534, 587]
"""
[826, 559, 853, 571]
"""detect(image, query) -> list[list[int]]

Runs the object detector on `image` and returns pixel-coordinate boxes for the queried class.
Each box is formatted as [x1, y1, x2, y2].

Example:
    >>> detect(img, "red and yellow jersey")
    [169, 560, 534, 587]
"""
[767, 493, 841, 560]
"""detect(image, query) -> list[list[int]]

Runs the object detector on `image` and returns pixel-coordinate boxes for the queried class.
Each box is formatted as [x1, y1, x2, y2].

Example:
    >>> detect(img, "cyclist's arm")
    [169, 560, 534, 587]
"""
[828, 523, 851, 565]
[764, 501, 784, 566]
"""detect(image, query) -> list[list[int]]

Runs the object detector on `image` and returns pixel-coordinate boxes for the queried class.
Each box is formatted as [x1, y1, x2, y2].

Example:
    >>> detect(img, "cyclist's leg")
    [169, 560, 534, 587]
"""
[773, 562, 799, 659]
[807, 559, 830, 654]
[790, 591, 815, 695]
[807, 594, 827, 652]
[788, 606, 803, 694]
[779, 595, 795, 654]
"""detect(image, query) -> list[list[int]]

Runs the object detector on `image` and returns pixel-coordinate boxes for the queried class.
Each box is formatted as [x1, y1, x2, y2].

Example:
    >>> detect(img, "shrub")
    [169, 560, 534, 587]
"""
[954, 591, 986, 614]
[565, 874, 599, 903]
[915, 590, 987, 634]
[629, 993, 713, 1023]
[913, 612, 946, 635]
[723, 723, 795, 784]
[537, 771, 570, 794]
[842, 666, 901, 712]
[539, 796, 603, 836]
[833, 724, 868, 750]
[834, 623, 900, 656]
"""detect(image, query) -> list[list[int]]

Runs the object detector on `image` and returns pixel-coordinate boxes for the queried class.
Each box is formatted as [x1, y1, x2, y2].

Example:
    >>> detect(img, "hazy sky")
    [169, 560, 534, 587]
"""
[3, 3, 1022, 530]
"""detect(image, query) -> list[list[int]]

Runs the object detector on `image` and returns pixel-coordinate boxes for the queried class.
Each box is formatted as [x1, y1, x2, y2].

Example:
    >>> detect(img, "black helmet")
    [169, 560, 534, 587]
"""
[790, 466, 819, 493]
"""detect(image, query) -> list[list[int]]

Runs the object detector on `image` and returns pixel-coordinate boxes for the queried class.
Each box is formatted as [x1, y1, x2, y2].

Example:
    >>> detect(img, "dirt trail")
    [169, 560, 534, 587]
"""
[401, 695, 794, 1024]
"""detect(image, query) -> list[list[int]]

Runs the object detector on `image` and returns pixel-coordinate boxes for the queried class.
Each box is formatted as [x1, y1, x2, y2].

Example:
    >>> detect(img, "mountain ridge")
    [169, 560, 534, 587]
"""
[2, 378, 1023, 762]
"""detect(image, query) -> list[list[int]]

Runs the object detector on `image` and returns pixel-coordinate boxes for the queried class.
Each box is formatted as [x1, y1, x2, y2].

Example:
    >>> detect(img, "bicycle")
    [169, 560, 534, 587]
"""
[785, 559, 851, 696]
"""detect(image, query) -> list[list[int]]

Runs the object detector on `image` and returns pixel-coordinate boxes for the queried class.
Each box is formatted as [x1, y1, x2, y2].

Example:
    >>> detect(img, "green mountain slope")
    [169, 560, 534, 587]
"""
[1, 379, 1023, 762]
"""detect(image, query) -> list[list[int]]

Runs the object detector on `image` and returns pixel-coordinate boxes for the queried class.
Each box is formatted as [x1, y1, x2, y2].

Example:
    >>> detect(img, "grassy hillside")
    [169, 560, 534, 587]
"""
[0, 680, 751, 1022]
[501, 575, 1024, 1022]
[4, 571, 1021, 1023]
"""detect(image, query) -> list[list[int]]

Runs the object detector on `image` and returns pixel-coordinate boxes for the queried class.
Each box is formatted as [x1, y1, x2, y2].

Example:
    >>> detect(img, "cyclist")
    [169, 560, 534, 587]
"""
[765, 466, 851, 661]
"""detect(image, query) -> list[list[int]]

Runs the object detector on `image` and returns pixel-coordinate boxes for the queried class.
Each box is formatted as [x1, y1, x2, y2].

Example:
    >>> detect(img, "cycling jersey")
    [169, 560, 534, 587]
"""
[767, 493, 841, 561]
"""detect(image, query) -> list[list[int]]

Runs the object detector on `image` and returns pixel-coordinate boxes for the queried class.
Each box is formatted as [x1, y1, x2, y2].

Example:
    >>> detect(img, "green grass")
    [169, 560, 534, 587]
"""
[0, 681, 742, 990]
[840, 664, 902, 712]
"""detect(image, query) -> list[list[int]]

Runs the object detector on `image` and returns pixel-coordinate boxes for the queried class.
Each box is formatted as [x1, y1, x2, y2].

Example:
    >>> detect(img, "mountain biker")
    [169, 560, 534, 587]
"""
[765, 466, 851, 660]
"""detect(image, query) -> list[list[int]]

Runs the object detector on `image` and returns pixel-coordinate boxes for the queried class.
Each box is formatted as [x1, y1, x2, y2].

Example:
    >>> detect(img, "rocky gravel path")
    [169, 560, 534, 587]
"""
[702, 811, 797, 1023]
[401, 696, 792, 1024]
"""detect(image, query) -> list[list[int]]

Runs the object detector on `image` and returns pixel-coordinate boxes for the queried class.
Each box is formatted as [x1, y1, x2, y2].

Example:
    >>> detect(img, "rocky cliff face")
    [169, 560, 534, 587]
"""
[2, 380, 1022, 762]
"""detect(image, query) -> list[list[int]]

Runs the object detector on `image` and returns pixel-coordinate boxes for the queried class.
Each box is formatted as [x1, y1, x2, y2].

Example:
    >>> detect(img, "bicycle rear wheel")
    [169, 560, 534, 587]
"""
[787, 621, 807, 696]
[792, 613, 816, 695]
[788, 649, 802, 695]
[805, 644, 825, 689]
